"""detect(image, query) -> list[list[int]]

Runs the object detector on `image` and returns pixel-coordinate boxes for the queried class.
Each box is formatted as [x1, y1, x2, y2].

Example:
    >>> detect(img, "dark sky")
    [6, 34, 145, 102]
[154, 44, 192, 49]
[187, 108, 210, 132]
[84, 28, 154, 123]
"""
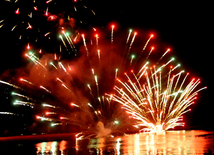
[0, 1, 213, 129]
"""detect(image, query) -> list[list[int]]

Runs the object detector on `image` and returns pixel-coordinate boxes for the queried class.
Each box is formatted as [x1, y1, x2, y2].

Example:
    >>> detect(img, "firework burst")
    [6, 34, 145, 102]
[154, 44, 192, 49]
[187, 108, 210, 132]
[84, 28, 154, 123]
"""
[0, 0, 96, 59]
[0, 25, 135, 138]
[109, 55, 206, 133]
[0, 23, 206, 136]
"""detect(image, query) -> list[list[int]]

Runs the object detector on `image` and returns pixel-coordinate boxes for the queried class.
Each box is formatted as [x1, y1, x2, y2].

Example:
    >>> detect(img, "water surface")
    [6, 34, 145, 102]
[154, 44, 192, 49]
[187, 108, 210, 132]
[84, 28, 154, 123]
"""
[36, 130, 214, 154]
[1, 130, 213, 154]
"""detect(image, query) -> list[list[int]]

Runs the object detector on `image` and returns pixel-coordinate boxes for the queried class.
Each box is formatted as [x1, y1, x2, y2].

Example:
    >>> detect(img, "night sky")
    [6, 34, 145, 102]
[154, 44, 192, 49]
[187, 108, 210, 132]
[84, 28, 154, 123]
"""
[0, 0, 213, 132]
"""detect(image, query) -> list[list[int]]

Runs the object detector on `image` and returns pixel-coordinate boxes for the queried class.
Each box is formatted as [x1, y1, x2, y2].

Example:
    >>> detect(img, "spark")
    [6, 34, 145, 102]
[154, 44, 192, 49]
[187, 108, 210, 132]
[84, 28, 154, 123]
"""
[45, 7, 49, 16]
[0, 80, 21, 89]
[87, 84, 93, 95]
[40, 85, 51, 93]
[97, 49, 101, 60]
[27, 43, 30, 49]
[50, 62, 58, 69]
[59, 35, 68, 50]
[71, 103, 80, 108]
[51, 123, 63, 126]
[0, 112, 16, 115]
[81, 34, 89, 57]
[94, 75, 99, 96]
[111, 24, 115, 44]
[59, 62, 68, 73]
[62, 83, 71, 91]
[44, 32, 51, 37]
[115, 68, 119, 79]
[36, 116, 53, 121]
[130, 54, 135, 65]
[91, 9, 96, 15]
[11, 92, 32, 100]
[126, 29, 133, 44]
[46, 112, 56, 115]
[20, 78, 34, 85]
[42, 103, 56, 108]
[95, 33, 99, 49]
[142, 34, 154, 51]
[62, 31, 76, 51]
[146, 46, 155, 59]
[15, 8, 19, 14]
[11, 25, 17, 31]
[26, 22, 32, 29]
[28, 12, 32, 18]
[25, 53, 47, 70]
[129, 32, 137, 51]
[13, 100, 35, 107]
[159, 48, 171, 62]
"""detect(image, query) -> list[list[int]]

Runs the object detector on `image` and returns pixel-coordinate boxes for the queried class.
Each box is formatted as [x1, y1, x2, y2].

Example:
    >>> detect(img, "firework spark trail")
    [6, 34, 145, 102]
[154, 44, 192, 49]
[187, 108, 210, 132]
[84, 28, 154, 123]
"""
[25, 52, 47, 70]
[11, 92, 33, 100]
[158, 48, 171, 62]
[135, 34, 154, 64]
[146, 46, 155, 60]
[110, 56, 206, 132]
[119, 30, 138, 73]
[59, 35, 68, 50]
[97, 49, 101, 61]
[142, 34, 154, 51]
[61, 31, 77, 51]
[0, 80, 21, 89]
[128, 31, 137, 54]
[130, 55, 135, 65]
[111, 25, 115, 44]
[81, 34, 89, 57]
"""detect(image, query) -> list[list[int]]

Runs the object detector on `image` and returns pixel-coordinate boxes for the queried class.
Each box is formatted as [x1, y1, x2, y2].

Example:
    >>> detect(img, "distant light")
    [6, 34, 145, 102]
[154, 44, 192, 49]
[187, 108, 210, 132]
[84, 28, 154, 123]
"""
[93, 28, 97, 31]
[15, 8, 19, 14]
[27, 43, 30, 49]
[28, 25, 32, 29]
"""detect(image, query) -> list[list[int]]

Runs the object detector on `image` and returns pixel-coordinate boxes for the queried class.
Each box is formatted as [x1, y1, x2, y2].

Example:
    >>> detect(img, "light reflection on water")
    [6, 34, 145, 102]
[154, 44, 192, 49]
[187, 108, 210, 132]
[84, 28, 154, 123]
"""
[35, 130, 214, 155]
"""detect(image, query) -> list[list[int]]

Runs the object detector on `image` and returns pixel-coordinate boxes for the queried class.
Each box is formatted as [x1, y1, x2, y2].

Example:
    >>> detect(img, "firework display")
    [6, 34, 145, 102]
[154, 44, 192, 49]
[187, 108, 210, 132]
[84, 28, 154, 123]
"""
[0, 0, 96, 59]
[0, 14, 206, 138]
[110, 60, 206, 133]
